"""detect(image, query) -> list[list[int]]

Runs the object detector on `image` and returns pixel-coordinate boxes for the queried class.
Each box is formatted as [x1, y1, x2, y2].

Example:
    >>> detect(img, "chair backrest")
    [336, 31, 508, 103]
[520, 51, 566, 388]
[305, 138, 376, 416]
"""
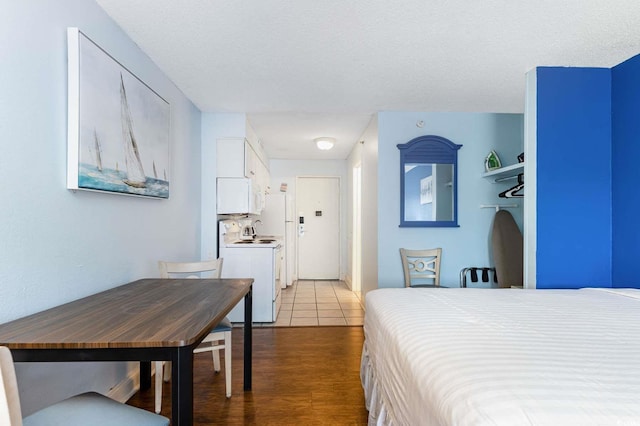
[399, 248, 442, 287]
[0, 347, 23, 426]
[158, 258, 223, 279]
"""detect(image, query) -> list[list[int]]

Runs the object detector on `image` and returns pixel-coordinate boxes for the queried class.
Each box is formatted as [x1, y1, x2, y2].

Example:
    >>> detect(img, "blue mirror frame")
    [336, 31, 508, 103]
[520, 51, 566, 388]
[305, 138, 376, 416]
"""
[397, 135, 462, 227]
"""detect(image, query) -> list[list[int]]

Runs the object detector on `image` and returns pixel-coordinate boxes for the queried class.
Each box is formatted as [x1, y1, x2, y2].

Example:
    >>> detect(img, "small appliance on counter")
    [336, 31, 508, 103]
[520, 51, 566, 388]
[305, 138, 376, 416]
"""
[239, 218, 256, 240]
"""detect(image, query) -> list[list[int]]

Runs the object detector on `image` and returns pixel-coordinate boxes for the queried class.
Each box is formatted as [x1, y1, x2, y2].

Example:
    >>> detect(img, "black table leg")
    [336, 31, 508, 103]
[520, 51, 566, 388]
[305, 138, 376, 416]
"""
[244, 285, 252, 391]
[140, 361, 151, 390]
[172, 346, 193, 426]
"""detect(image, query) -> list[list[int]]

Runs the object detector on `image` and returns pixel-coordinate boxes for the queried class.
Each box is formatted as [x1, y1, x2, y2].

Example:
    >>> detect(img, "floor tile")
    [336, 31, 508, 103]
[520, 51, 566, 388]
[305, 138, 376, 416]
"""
[319, 317, 347, 326]
[345, 317, 364, 326]
[318, 309, 344, 318]
[316, 303, 341, 310]
[342, 309, 364, 318]
[293, 303, 316, 311]
[339, 302, 363, 310]
[316, 297, 338, 303]
[273, 318, 291, 327]
[277, 310, 292, 319]
[273, 280, 364, 328]
[290, 318, 319, 326]
[292, 310, 317, 318]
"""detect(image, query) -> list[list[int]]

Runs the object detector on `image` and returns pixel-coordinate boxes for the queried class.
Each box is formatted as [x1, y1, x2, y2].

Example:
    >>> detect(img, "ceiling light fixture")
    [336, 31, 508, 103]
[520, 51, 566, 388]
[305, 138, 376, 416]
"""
[314, 137, 335, 151]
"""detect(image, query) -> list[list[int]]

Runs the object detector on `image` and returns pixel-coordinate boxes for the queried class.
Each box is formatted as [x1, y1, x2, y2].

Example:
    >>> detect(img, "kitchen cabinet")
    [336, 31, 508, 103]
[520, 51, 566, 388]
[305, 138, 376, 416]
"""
[217, 138, 270, 214]
[217, 178, 262, 215]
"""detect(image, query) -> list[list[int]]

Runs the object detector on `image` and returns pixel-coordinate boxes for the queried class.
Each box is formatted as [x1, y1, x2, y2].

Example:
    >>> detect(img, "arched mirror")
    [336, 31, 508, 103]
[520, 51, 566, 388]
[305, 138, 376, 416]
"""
[397, 135, 462, 227]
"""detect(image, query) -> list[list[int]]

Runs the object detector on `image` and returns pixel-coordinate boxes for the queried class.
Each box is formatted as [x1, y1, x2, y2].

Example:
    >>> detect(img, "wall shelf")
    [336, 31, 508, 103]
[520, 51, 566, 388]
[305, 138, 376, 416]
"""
[482, 162, 524, 182]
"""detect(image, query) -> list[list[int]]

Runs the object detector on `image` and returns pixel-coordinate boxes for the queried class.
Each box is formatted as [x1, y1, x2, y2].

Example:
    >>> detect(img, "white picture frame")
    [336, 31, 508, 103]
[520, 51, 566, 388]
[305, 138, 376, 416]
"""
[67, 28, 170, 198]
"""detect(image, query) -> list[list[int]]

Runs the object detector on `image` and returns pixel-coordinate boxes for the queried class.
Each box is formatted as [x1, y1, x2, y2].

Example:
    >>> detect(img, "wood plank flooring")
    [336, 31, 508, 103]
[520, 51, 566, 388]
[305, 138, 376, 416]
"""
[127, 326, 369, 425]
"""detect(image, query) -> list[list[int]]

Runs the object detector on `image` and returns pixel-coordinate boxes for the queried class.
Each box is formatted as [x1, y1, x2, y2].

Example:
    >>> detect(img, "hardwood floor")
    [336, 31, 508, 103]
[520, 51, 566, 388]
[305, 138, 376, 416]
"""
[127, 326, 369, 425]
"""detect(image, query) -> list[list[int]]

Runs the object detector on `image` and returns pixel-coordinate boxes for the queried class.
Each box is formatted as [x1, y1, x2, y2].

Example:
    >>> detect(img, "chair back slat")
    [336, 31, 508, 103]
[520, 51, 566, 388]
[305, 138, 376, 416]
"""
[399, 248, 442, 287]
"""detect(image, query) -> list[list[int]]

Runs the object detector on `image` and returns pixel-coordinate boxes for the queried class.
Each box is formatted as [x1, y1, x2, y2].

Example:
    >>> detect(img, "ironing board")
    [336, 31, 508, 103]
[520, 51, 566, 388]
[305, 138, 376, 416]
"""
[491, 210, 523, 288]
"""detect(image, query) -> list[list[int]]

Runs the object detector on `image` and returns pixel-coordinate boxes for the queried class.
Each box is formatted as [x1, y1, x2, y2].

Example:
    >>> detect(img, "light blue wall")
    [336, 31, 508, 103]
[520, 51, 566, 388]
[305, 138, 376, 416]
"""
[611, 54, 640, 288]
[534, 67, 612, 289]
[377, 112, 524, 287]
[0, 0, 202, 414]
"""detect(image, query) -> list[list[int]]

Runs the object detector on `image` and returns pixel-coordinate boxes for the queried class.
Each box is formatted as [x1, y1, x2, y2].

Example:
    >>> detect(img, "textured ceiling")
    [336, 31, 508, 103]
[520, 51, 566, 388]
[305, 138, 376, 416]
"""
[96, 0, 640, 160]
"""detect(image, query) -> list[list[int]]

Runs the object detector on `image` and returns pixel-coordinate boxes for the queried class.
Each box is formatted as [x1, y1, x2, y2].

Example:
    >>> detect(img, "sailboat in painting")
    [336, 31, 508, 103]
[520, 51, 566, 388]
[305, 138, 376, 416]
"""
[93, 129, 103, 172]
[120, 73, 147, 188]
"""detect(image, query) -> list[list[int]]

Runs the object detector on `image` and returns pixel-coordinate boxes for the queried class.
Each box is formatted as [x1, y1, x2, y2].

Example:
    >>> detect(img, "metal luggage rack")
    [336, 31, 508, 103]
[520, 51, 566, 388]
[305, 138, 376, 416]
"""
[460, 267, 497, 288]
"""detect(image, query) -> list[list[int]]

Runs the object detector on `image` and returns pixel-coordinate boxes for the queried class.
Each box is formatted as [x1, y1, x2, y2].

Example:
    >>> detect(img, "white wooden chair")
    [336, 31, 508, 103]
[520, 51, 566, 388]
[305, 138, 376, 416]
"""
[399, 248, 442, 287]
[0, 346, 168, 426]
[155, 258, 231, 414]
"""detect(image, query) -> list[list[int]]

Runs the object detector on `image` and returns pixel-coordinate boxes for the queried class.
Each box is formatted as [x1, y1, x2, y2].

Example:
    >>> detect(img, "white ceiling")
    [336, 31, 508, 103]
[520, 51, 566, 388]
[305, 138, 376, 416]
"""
[96, 0, 640, 160]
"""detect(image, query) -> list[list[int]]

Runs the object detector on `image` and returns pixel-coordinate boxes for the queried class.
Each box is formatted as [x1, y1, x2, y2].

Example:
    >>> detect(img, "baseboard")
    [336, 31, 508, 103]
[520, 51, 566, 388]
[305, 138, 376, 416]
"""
[107, 365, 140, 403]
[344, 275, 353, 290]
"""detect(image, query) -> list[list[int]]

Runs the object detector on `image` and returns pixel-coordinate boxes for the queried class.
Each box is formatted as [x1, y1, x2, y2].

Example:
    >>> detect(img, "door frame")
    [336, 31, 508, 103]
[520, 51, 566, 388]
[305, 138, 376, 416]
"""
[351, 164, 362, 295]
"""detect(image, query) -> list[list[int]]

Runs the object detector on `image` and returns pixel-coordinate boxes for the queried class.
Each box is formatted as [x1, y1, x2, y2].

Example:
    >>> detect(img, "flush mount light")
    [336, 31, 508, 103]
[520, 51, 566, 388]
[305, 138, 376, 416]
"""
[314, 137, 335, 150]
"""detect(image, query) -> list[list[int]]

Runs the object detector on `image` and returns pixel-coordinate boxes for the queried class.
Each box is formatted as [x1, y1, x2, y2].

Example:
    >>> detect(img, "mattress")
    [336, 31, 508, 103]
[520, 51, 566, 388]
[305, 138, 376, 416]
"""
[361, 288, 640, 426]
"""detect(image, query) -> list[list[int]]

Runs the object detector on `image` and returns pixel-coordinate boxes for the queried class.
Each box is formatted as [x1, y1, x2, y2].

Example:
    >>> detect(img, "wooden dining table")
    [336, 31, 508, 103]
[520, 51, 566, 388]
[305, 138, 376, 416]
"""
[0, 278, 254, 426]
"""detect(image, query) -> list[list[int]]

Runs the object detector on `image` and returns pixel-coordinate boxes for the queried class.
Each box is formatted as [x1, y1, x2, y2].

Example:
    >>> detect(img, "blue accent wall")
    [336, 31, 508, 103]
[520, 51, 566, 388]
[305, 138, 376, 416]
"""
[535, 67, 612, 289]
[611, 54, 640, 288]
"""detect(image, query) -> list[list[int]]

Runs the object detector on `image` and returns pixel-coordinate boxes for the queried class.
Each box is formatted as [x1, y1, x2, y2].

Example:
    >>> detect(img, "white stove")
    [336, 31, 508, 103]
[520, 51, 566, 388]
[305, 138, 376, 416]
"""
[218, 219, 283, 322]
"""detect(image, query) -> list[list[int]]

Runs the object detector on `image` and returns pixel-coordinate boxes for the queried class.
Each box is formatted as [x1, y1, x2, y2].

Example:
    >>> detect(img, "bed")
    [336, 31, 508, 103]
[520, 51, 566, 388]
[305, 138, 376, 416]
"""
[361, 287, 640, 425]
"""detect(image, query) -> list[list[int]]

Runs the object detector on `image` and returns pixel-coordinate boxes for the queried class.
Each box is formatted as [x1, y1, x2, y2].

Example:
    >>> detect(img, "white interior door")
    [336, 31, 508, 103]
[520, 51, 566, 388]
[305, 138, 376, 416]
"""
[297, 177, 340, 279]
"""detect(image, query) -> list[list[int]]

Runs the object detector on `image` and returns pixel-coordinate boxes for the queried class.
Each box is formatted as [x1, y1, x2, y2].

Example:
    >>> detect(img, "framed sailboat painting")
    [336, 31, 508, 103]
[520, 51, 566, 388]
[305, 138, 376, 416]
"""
[67, 28, 170, 198]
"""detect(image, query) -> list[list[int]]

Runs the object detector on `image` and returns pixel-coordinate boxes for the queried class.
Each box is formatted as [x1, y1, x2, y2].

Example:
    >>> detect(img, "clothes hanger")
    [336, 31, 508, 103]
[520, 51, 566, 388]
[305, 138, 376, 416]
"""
[499, 173, 524, 198]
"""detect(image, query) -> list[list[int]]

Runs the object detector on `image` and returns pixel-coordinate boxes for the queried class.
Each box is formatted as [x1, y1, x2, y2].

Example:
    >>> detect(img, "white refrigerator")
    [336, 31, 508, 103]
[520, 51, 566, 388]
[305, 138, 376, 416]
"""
[260, 193, 295, 288]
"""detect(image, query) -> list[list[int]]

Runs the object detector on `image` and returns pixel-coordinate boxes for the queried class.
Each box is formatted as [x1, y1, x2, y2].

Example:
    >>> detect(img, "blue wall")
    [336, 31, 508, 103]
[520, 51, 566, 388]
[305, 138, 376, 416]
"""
[612, 54, 640, 288]
[535, 67, 612, 289]
[377, 112, 524, 287]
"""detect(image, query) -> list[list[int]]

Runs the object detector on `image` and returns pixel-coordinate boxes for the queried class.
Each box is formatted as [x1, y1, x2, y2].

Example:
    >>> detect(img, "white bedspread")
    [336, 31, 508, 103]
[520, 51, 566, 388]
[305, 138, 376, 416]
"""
[361, 288, 640, 426]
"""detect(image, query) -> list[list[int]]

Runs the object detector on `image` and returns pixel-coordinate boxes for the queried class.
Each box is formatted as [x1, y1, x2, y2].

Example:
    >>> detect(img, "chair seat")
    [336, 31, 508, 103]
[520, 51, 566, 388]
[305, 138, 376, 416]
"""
[210, 316, 232, 333]
[23, 392, 169, 426]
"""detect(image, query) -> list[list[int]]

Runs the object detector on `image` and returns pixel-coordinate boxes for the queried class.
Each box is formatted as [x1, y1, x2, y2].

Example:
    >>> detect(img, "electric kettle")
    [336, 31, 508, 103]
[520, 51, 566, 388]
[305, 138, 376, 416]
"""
[241, 224, 256, 240]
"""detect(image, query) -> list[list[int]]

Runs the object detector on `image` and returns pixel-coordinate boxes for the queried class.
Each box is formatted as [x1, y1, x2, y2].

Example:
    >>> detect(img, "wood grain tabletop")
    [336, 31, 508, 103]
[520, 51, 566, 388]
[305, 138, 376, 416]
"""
[0, 278, 252, 349]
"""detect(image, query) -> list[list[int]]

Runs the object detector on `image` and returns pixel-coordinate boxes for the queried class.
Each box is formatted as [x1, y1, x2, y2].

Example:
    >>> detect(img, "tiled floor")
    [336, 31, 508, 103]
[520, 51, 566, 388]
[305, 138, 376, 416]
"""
[273, 280, 364, 327]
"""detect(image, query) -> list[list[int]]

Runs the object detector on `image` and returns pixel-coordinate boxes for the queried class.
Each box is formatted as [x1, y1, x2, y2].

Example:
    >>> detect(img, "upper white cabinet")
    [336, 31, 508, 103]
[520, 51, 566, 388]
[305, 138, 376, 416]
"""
[217, 138, 251, 178]
[217, 137, 270, 214]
